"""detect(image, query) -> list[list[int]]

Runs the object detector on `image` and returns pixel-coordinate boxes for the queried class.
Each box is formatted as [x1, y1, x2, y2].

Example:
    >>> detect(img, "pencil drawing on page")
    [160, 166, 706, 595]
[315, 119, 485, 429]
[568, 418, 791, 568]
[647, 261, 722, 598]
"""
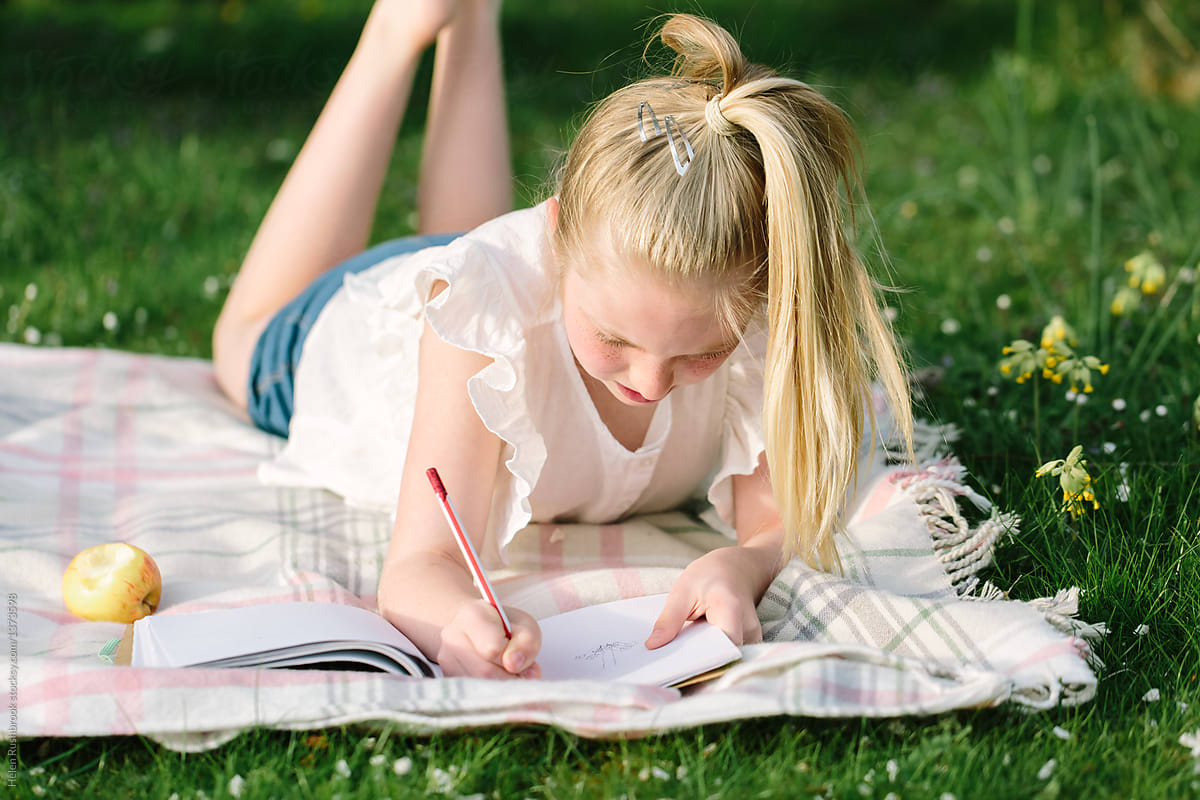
[573, 640, 638, 670]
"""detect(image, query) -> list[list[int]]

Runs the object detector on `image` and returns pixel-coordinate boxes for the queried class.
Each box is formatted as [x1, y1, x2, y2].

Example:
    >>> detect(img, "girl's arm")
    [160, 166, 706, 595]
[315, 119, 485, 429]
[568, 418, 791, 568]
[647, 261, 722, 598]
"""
[377, 309, 541, 679]
[646, 451, 785, 648]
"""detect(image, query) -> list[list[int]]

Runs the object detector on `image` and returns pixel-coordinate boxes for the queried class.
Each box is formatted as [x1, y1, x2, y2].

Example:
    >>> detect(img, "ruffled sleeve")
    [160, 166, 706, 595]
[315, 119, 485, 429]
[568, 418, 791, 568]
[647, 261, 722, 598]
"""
[703, 318, 768, 537]
[343, 204, 555, 564]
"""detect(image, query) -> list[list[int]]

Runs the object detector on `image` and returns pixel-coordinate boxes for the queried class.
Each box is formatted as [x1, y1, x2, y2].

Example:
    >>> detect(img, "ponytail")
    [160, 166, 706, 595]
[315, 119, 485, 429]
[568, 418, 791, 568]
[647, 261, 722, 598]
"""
[558, 14, 914, 571]
[660, 14, 913, 570]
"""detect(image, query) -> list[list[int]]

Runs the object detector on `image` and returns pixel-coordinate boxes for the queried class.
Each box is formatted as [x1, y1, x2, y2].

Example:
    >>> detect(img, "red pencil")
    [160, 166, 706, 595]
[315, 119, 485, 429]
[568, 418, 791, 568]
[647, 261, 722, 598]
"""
[425, 467, 513, 638]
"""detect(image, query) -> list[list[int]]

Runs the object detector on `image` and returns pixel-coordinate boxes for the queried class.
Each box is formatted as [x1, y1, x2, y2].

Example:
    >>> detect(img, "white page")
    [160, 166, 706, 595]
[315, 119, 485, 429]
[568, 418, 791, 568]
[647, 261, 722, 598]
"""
[131, 602, 429, 671]
[131, 596, 738, 686]
[536, 594, 741, 685]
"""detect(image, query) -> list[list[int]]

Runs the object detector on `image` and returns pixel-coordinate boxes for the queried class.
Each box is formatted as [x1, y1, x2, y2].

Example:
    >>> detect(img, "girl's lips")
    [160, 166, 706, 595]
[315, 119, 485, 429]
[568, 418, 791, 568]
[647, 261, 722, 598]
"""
[616, 383, 653, 404]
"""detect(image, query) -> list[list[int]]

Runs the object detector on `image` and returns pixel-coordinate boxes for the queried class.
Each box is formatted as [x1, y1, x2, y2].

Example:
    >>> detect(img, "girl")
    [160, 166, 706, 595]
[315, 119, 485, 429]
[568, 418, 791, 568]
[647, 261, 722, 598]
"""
[212, 0, 913, 680]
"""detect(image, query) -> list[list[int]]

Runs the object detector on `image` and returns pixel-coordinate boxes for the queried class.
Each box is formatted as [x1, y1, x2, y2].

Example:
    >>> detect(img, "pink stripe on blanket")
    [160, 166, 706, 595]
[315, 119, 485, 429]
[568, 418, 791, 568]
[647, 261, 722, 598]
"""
[0, 464, 260, 481]
[600, 524, 646, 598]
[852, 479, 898, 523]
[21, 663, 377, 729]
[1003, 639, 1081, 675]
[538, 526, 583, 613]
[0, 440, 258, 466]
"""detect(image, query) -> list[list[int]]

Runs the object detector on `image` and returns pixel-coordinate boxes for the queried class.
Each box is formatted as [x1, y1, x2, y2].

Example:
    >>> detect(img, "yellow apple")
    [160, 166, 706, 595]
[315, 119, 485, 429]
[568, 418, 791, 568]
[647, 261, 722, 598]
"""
[62, 542, 162, 623]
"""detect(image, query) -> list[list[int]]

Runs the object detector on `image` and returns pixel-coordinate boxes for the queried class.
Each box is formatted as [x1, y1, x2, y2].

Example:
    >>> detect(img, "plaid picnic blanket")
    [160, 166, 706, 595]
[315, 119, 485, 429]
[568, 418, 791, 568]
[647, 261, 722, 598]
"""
[2, 344, 1103, 752]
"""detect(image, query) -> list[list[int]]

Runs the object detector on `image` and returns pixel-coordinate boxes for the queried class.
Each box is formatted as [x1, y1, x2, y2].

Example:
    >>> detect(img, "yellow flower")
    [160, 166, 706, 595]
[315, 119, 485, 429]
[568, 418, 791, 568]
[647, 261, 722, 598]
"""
[1037, 445, 1099, 518]
[999, 339, 1041, 384]
[1111, 286, 1140, 316]
[1125, 251, 1167, 295]
[1041, 315, 1077, 349]
[1062, 485, 1099, 516]
[1048, 351, 1109, 396]
[1141, 262, 1166, 293]
[998, 329, 1107, 397]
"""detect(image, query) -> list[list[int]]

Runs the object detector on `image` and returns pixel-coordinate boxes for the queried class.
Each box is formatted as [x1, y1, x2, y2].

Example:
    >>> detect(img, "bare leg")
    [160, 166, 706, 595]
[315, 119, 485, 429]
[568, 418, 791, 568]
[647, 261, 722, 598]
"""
[418, 0, 512, 234]
[212, 0, 469, 407]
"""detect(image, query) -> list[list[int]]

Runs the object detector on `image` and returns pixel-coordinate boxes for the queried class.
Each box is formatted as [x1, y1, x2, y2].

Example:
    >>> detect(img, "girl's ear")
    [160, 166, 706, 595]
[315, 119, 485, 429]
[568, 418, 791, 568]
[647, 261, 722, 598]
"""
[545, 196, 560, 234]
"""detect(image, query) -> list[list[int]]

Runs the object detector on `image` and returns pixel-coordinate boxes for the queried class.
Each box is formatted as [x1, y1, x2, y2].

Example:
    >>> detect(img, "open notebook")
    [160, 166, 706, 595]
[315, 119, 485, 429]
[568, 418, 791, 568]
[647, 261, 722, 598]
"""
[128, 594, 741, 688]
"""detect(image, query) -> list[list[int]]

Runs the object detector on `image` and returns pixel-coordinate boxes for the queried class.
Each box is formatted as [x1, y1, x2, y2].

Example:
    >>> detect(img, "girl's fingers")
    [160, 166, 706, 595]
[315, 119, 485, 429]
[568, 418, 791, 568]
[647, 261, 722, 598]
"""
[701, 599, 745, 646]
[461, 604, 517, 663]
[441, 641, 519, 680]
[501, 610, 542, 675]
[645, 590, 697, 649]
[442, 640, 540, 680]
[440, 601, 542, 678]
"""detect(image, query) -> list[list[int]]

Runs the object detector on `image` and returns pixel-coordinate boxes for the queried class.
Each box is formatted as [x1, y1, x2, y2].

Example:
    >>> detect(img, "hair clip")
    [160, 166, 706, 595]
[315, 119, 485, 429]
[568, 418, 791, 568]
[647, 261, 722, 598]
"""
[664, 116, 694, 176]
[637, 101, 662, 142]
[637, 101, 694, 176]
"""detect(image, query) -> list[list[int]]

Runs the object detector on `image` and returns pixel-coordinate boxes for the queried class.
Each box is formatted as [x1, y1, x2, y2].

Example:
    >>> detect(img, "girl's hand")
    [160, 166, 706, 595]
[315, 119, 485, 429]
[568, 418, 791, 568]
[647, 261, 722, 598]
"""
[437, 600, 542, 679]
[645, 545, 775, 649]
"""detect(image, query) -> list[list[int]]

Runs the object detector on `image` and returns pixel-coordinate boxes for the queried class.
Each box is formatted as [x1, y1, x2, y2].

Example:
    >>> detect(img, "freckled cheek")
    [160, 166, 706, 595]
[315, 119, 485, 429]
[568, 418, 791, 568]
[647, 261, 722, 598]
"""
[677, 359, 726, 384]
[584, 346, 625, 375]
[568, 332, 624, 377]
[595, 346, 625, 365]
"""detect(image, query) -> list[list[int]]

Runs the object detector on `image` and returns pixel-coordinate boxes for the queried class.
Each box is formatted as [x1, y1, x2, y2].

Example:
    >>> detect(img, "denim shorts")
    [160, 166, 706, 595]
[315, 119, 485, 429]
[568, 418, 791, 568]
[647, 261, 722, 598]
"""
[246, 232, 460, 437]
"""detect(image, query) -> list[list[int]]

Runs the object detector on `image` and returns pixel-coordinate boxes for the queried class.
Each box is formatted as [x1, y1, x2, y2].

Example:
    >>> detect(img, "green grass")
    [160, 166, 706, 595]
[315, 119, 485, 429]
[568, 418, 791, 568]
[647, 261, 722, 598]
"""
[5, 0, 1200, 797]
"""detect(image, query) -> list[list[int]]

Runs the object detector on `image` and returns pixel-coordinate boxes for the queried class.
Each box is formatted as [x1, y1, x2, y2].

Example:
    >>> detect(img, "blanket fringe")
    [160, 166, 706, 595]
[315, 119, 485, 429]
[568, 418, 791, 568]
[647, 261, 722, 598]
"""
[958, 579, 1008, 602]
[891, 457, 1016, 594]
[1029, 587, 1109, 670]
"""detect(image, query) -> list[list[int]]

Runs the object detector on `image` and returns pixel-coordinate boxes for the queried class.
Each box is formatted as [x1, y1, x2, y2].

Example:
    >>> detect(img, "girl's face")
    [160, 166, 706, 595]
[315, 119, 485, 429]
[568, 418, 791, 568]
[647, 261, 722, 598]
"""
[560, 264, 740, 406]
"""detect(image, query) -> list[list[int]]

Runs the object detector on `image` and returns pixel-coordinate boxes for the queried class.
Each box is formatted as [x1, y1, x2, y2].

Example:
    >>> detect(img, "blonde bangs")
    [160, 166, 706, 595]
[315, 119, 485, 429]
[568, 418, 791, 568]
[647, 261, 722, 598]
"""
[556, 80, 768, 302]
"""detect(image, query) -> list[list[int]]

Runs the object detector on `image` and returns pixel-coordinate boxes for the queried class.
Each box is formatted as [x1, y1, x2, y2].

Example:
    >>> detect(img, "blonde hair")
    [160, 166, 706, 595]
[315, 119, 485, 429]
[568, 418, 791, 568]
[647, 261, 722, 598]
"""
[554, 14, 914, 571]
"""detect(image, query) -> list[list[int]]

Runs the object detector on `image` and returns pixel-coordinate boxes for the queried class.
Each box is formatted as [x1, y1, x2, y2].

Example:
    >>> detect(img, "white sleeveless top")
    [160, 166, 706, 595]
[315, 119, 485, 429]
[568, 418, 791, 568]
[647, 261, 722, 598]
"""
[258, 202, 767, 566]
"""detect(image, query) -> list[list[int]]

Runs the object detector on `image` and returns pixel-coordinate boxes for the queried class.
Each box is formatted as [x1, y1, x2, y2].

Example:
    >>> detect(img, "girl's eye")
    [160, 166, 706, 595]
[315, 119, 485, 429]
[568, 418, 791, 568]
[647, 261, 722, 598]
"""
[693, 349, 732, 363]
[596, 332, 625, 348]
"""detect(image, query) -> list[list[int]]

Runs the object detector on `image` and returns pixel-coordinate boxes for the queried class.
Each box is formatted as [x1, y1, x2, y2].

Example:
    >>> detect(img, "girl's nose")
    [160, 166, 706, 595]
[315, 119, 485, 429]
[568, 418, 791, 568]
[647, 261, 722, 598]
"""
[630, 357, 674, 401]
